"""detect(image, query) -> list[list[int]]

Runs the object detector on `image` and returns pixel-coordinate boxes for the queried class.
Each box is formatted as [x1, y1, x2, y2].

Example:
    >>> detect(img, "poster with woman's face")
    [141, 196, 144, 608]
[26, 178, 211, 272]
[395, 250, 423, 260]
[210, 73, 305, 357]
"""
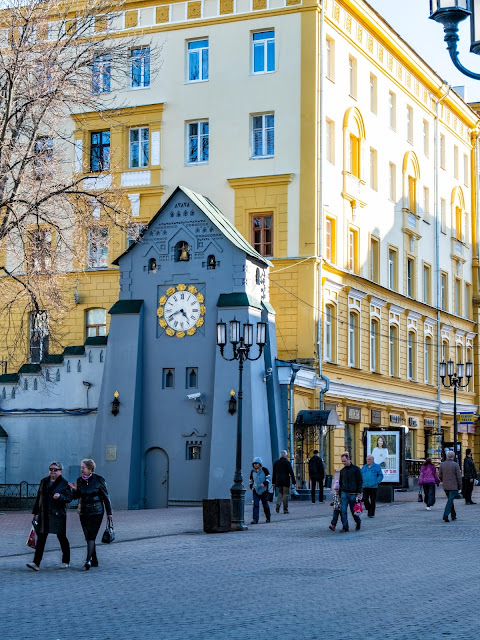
[367, 431, 400, 483]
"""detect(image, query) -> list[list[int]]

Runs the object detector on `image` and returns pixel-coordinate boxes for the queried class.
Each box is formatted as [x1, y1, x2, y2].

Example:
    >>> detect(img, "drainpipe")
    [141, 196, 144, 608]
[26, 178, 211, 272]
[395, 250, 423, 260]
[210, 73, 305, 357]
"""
[289, 364, 300, 476]
[434, 84, 450, 458]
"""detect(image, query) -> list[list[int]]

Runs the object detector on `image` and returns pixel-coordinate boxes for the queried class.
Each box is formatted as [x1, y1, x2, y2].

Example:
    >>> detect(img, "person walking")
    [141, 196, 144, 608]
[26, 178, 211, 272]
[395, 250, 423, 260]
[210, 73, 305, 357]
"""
[439, 450, 462, 522]
[339, 452, 363, 532]
[68, 458, 113, 570]
[272, 450, 296, 514]
[328, 481, 341, 531]
[361, 455, 383, 518]
[249, 457, 271, 524]
[308, 450, 325, 503]
[418, 458, 440, 510]
[463, 448, 477, 505]
[27, 461, 72, 571]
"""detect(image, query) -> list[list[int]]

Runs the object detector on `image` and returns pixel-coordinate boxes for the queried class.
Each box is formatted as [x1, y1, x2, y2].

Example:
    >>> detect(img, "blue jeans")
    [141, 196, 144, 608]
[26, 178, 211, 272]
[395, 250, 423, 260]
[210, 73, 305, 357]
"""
[253, 490, 271, 522]
[443, 490, 458, 519]
[341, 492, 360, 530]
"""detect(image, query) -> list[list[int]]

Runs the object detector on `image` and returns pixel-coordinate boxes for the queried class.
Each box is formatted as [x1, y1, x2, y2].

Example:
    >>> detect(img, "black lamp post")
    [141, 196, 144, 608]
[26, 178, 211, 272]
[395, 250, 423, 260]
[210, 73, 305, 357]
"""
[216, 318, 267, 531]
[439, 359, 473, 463]
[429, 0, 480, 79]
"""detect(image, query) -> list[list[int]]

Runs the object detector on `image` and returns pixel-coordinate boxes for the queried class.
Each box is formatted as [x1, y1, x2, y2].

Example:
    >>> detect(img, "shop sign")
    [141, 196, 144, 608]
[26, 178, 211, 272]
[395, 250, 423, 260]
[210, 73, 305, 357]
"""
[390, 414, 402, 424]
[346, 405, 361, 423]
[408, 417, 418, 428]
[371, 410, 382, 425]
[458, 412, 476, 425]
[424, 419, 435, 428]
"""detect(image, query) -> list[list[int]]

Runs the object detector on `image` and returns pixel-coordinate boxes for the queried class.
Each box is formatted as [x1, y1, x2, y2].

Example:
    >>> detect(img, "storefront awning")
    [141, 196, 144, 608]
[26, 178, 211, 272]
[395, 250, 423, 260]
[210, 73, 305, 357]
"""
[295, 409, 340, 427]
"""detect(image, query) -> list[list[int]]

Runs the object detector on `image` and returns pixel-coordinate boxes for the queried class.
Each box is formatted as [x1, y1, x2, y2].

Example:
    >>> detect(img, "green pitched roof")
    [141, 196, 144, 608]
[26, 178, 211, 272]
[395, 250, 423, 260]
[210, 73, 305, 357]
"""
[42, 354, 64, 365]
[85, 336, 108, 346]
[0, 425, 7, 437]
[0, 373, 19, 383]
[19, 364, 41, 374]
[112, 186, 272, 268]
[63, 345, 85, 356]
[109, 300, 143, 315]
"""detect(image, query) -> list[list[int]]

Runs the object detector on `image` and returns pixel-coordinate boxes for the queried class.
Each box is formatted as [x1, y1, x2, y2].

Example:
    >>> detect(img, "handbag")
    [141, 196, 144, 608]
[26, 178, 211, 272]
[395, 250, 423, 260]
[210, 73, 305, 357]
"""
[26, 526, 37, 549]
[418, 489, 423, 503]
[101, 520, 115, 544]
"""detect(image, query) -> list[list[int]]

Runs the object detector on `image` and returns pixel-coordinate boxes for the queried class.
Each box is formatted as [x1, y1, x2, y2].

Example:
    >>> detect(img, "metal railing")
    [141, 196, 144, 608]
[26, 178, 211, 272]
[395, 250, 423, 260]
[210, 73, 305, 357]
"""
[405, 459, 425, 477]
[0, 481, 39, 510]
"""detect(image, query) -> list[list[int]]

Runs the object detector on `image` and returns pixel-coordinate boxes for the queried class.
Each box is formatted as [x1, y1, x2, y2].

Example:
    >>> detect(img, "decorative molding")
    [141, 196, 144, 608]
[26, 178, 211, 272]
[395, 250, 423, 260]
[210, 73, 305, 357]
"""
[389, 304, 405, 315]
[407, 311, 422, 322]
[128, 193, 140, 217]
[151, 131, 161, 165]
[74, 139, 83, 173]
[347, 287, 367, 302]
[228, 173, 293, 189]
[83, 174, 112, 190]
[324, 278, 344, 294]
[369, 296, 386, 308]
[121, 170, 151, 187]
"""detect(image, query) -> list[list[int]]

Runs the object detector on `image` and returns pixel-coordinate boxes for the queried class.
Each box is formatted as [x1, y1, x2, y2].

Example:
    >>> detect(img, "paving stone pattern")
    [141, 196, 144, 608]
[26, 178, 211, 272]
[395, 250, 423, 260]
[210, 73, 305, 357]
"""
[1, 490, 480, 640]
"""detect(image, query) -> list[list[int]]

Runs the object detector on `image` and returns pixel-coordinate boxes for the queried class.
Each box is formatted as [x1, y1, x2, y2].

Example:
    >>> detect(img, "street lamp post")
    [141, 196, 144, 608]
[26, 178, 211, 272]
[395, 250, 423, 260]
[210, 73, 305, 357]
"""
[429, 0, 480, 79]
[439, 359, 473, 463]
[216, 319, 267, 531]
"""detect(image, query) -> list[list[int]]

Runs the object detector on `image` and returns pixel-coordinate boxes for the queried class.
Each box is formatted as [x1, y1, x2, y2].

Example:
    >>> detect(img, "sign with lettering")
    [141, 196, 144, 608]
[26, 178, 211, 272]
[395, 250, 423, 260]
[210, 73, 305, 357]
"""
[346, 406, 361, 423]
[390, 414, 402, 424]
[458, 412, 476, 425]
[424, 419, 435, 428]
[408, 417, 418, 428]
[371, 410, 382, 425]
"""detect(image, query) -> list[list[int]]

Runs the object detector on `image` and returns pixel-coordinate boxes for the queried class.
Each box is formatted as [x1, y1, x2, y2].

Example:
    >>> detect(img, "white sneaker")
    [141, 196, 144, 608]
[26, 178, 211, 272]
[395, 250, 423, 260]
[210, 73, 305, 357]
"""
[60, 563, 70, 569]
[26, 562, 40, 571]
[426, 506, 431, 511]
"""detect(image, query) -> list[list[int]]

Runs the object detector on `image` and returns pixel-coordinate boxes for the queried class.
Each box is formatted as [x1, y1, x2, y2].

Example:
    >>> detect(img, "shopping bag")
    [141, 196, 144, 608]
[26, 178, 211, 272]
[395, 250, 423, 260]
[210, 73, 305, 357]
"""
[418, 490, 423, 503]
[101, 521, 115, 544]
[26, 527, 37, 550]
[353, 499, 363, 514]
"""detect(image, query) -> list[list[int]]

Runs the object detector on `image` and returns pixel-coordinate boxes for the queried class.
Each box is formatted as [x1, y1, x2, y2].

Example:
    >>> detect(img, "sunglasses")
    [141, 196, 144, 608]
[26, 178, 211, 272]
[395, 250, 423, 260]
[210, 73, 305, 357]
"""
[49, 468, 61, 472]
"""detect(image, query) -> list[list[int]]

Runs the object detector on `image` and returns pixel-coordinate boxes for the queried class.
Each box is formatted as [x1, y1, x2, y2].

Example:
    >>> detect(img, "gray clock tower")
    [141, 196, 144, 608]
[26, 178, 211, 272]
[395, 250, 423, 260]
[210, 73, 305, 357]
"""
[92, 186, 283, 509]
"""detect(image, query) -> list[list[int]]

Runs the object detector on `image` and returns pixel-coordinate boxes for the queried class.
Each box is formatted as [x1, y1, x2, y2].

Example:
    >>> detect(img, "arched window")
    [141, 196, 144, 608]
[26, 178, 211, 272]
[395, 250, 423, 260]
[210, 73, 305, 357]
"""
[451, 187, 466, 242]
[148, 257, 157, 273]
[370, 318, 380, 373]
[403, 151, 420, 214]
[175, 241, 190, 262]
[343, 107, 365, 180]
[77, 360, 82, 372]
[348, 311, 359, 367]
[86, 308, 106, 337]
[425, 336, 433, 384]
[33, 378, 38, 390]
[407, 331, 417, 380]
[442, 340, 449, 363]
[389, 325, 399, 376]
[207, 255, 216, 270]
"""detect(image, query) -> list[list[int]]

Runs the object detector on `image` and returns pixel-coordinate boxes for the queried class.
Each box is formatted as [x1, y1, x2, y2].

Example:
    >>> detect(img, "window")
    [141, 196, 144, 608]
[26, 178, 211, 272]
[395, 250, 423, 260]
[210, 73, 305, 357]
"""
[252, 30, 275, 74]
[440, 134, 446, 169]
[425, 336, 433, 384]
[348, 56, 357, 98]
[348, 311, 359, 367]
[370, 236, 379, 283]
[348, 228, 358, 273]
[370, 319, 379, 372]
[423, 119, 429, 157]
[389, 162, 396, 201]
[388, 248, 398, 291]
[454, 145, 459, 179]
[455, 205, 463, 241]
[326, 36, 335, 80]
[423, 264, 431, 304]
[187, 121, 209, 164]
[406, 105, 413, 144]
[406, 258, 415, 297]
[87, 227, 109, 268]
[127, 223, 146, 248]
[188, 39, 209, 82]
[90, 130, 110, 171]
[251, 113, 274, 158]
[389, 91, 396, 130]
[162, 368, 175, 389]
[441, 198, 446, 233]
[454, 277, 462, 316]
[29, 228, 52, 273]
[88, 351, 92, 363]
[130, 47, 150, 88]
[251, 214, 273, 257]
[129, 127, 149, 168]
[86, 308, 106, 337]
[370, 73, 377, 114]
[325, 216, 335, 262]
[325, 118, 335, 164]
[349, 132, 360, 177]
[389, 325, 399, 376]
[92, 54, 111, 94]
[407, 174, 417, 213]
[369, 148, 378, 191]
[187, 442, 202, 460]
[407, 332, 416, 380]
[464, 154, 469, 186]
[465, 283, 472, 319]
[423, 186, 430, 222]
[186, 367, 198, 389]
[77, 360, 81, 372]
[441, 272, 448, 311]
[34, 137, 53, 179]
[324, 304, 334, 362]
[30, 311, 49, 363]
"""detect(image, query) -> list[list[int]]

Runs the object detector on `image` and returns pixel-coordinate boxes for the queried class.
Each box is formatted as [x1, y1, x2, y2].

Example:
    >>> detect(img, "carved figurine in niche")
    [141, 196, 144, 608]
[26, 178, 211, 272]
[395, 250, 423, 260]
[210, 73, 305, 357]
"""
[176, 241, 191, 262]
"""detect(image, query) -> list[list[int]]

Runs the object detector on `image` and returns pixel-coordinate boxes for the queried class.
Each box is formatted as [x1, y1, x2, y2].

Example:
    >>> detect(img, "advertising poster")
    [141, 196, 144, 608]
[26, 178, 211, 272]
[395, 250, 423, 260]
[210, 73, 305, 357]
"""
[367, 431, 400, 483]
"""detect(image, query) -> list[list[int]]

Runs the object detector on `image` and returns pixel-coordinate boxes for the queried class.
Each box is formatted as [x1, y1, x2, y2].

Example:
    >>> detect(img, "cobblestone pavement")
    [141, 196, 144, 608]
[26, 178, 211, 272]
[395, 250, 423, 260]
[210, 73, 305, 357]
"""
[2, 489, 480, 640]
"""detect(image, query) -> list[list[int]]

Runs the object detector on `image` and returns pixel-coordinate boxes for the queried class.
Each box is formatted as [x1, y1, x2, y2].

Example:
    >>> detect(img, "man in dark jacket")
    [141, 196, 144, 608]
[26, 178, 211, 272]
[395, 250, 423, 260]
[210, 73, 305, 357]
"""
[308, 450, 325, 503]
[272, 450, 296, 514]
[27, 461, 72, 571]
[339, 452, 363, 532]
[463, 448, 477, 505]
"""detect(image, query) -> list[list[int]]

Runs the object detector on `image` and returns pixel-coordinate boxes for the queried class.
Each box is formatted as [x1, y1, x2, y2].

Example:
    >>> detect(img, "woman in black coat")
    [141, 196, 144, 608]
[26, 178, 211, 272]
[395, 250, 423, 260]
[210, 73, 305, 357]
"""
[69, 458, 113, 570]
[27, 461, 72, 571]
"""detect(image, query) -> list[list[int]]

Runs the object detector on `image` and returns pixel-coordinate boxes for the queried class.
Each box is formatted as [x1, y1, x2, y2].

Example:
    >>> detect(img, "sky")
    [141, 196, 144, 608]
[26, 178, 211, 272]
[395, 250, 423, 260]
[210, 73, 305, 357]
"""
[367, 0, 480, 103]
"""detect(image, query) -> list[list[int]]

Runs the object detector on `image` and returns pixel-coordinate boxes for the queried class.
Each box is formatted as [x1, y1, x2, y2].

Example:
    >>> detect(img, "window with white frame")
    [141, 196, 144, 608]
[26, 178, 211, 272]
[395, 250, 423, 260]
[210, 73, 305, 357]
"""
[129, 127, 149, 168]
[423, 186, 430, 222]
[326, 36, 335, 81]
[389, 324, 399, 376]
[464, 154, 469, 186]
[348, 55, 357, 98]
[442, 340, 449, 363]
[92, 54, 111, 94]
[454, 277, 462, 316]
[86, 308, 107, 337]
[388, 248, 397, 291]
[440, 134, 446, 169]
[87, 227, 109, 268]
[389, 162, 396, 201]
[425, 335, 433, 384]
[130, 47, 150, 88]
[187, 121, 209, 164]
[325, 216, 334, 262]
[326, 118, 335, 164]
[370, 73, 377, 114]
[370, 318, 379, 372]
[348, 311, 359, 367]
[30, 310, 49, 363]
[251, 113, 274, 158]
[370, 236, 379, 283]
[188, 39, 209, 82]
[407, 332, 417, 380]
[423, 264, 431, 304]
[369, 148, 378, 191]
[406, 105, 413, 144]
[441, 198, 446, 233]
[406, 257, 415, 298]
[467, 346, 474, 391]
[423, 119, 429, 157]
[348, 228, 358, 273]
[454, 145, 459, 179]
[389, 91, 396, 130]
[325, 304, 333, 361]
[441, 272, 448, 311]
[252, 30, 275, 74]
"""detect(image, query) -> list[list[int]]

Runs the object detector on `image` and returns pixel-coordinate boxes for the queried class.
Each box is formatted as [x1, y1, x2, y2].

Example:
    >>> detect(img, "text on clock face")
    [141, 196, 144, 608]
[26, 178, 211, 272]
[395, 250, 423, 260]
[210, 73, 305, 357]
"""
[164, 291, 200, 330]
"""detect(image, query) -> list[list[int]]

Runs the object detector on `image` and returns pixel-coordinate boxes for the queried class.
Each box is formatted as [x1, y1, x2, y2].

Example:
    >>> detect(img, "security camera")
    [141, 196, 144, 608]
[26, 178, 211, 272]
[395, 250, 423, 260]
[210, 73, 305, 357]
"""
[266, 368, 272, 374]
[187, 392, 201, 400]
[83, 381, 92, 388]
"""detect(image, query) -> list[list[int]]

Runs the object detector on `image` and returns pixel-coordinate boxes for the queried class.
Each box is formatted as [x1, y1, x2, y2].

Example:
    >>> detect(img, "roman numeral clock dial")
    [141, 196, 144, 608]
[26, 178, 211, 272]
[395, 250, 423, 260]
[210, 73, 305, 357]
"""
[157, 284, 205, 338]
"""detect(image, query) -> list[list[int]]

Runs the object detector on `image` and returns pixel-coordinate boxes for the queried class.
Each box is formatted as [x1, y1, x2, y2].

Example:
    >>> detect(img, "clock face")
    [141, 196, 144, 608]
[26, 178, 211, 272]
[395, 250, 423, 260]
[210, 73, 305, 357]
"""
[157, 284, 205, 338]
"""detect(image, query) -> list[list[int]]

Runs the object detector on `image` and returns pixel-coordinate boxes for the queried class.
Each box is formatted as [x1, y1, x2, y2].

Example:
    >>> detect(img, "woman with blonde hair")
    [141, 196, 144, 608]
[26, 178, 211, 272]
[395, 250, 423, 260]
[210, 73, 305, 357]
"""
[69, 458, 113, 570]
